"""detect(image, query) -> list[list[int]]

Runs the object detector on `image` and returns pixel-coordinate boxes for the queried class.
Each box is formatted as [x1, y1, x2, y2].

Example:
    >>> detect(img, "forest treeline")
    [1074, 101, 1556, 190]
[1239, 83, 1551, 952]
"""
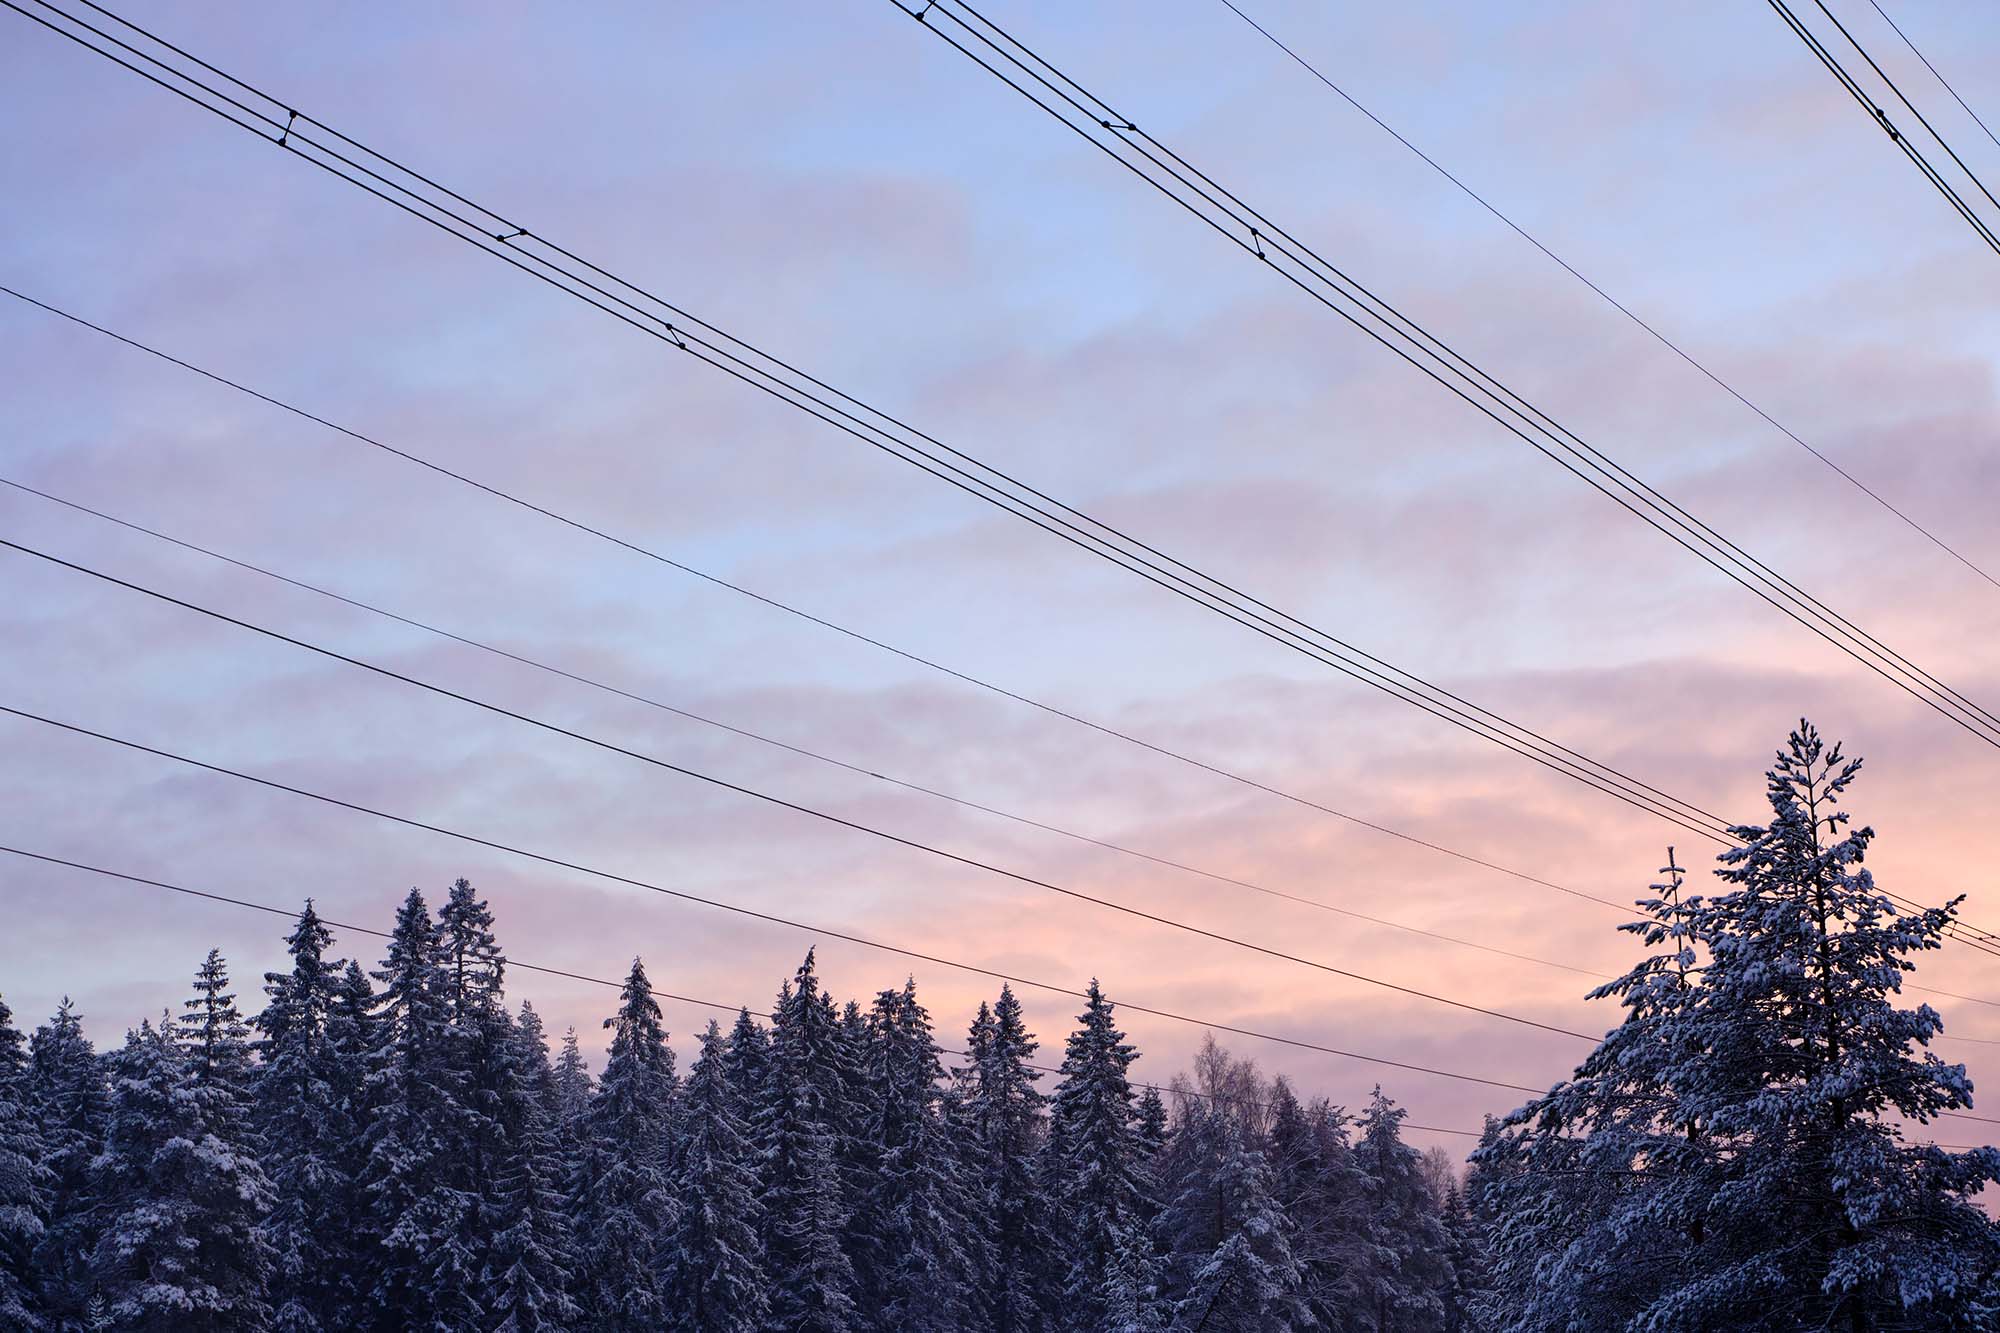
[1, 722, 1997, 1332]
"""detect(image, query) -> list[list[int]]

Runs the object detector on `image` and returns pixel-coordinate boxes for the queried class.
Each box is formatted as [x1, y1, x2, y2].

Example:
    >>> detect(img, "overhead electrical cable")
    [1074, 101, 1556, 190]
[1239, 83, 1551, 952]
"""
[890, 0, 2000, 753]
[1215, 0, 2000, 593]
[0, 283, 1638, 917]
[0, 472, 1618, 981]
[0, 533, 1608, 1043]
[1763, 0, 2000, 257]
[15, 299, 2000, 961]
[0, 706, 1562, 1095]
[0, 0, 1768, 847]
[0, 842, 1486, 1137]
[7, 2, 1996, 941]
[1866, 0, 2000, 154]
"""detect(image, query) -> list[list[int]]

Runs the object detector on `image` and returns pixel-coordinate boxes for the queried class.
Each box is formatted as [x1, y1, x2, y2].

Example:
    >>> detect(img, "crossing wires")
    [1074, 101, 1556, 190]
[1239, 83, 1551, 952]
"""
[891, 0, 2000, 758]
[0, 0, 1749, 849]
[1765, 0, 2000, 257]
[1215, 0, 2000, 594]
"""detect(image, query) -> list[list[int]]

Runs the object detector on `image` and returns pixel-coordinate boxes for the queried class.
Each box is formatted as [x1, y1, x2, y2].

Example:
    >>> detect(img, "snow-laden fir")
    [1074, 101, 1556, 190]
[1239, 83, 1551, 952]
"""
[1, 721, 1996, 1331]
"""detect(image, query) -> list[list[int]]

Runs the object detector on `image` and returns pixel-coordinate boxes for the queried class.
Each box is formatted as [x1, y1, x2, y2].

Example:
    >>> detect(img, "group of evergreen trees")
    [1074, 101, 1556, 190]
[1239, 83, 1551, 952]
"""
[0, 881, 1474, 1331]
[4, 721, 1997, 1331]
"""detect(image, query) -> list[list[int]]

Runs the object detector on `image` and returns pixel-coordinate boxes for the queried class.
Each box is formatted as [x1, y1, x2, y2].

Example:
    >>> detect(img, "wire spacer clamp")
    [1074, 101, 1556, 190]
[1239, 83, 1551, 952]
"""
[277, 110, 297, 149]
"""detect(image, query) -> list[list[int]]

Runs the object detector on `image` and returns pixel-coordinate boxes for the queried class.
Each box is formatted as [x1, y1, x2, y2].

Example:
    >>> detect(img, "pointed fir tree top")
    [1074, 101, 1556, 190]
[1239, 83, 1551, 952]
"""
[438, 875, 504, 1014]
[177, 947, 255, 1092]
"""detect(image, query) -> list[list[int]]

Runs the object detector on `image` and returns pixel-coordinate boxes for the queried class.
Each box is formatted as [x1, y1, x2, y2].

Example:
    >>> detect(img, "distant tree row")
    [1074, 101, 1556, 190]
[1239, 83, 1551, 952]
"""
[0, 891, 1475, 1332]
[3, 720, 1995, 1330]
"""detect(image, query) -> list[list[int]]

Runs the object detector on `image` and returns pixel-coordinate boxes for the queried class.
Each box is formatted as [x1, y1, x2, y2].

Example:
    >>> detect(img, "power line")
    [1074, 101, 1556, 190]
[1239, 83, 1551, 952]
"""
[893, 0, 2000, 756]
[7, 14, 1997, 963]
[0, 472, 1619, 982]
[0, 842, 1486, 1138]
[1214, 0, 2000, 594]
[1763, 0, 2000, 257]
[0, 536, 1612, 1045]
[14, 300, 2000, 965]
[1809, 0, 2000, 221]
[1866, 0, 2000, 155]
[2, 1, 1780, 848]
[0, 708, 1559, 1096]
[0, 285, 1635, 915]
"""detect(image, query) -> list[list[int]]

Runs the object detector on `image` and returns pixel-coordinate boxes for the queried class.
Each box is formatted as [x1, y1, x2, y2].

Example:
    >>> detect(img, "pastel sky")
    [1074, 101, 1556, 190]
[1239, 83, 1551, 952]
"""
[4, 0, 1999, 1153]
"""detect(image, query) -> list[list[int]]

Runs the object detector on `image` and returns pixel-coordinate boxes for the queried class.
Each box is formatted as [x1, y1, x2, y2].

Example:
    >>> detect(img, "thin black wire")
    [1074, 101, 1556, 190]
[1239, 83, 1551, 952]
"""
[1867, 0, 2000, 153]
[1763, 0, 2000, 257]
[10, 10, 2000, 959]
[0, 710, 1556, 1095]
[1811, 0, 2000, 219]
[1214, 0, 2000, 594]
[24, 470, 2000, 970]
[0, 283, 1638, 912]
[1, 1, 1769, 843]
[0, 472, 1620, 980]
[0, 535, 1606, 1045]
[0, 842, 1485, 1136]
[9, 11, 2000, 950]
[903, 0, 2000, 753]
[15, 309, 2000, 966]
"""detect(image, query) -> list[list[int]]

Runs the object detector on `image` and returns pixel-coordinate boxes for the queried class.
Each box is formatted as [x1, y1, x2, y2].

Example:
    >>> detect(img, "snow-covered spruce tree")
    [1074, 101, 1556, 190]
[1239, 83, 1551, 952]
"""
[1266, 1082, 1371, 1324]
[28, 998, 107, 1329]
[91, 1005, 275, 1331]
[360, 887, 482, 1331]
[571, 957, 679, 1331]
[758, 955, 860, 1332]
[254, 902, 363, 1332]
[1353, 1086, 1455, 1333]
[1045, 980, 1159, 1332]
[1156, 1097, 1309, 1332]
[552, 1025, 593, 1138]
[665, 1019, 771, 1333]
[175, 949, 257, 1099]
[721, 1006, 769, 1125]
[966, 986, 1059, 1333]
[835, 993, 884, 1297]
[859, 979, 979, 1331]
[1480, 721, 2000, 1330]
[435, 878, 577, 1327]
[0, 993, 53, 1331]
[485, 1000, 581, 1333]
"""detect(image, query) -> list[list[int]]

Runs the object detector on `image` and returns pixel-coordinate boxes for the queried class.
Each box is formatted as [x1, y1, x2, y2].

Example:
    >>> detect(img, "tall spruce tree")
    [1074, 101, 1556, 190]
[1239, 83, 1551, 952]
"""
[486, 1001, 581, 1333]
[666, 1019, 771, 1333]
[361, 888, 481, 1331]
[760, 954, 860, 1332]
[861, 979, 978, 1331]
[255, 903, 361, 1332]
[571, 958, 678, 1331]
[1353, 1087, 1454, 1333]
[1156, 1099, 1308, 1332]
[721, 1007, 769, 1125]
[30, 999, 108, 1329]
[1479, 723, 2000, 1330]
[0, 994, 52, 1331]
[1266, 1083, 1369, 1325]
[967, 986, 1057, 1333]
[91, 1007, 274, 1331]
[1046, 981, 1156, 1332]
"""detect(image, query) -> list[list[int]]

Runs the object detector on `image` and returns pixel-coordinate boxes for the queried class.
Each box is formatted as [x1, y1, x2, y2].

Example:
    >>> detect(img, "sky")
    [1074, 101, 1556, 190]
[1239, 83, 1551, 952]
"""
[3, 0, 1999, 1153]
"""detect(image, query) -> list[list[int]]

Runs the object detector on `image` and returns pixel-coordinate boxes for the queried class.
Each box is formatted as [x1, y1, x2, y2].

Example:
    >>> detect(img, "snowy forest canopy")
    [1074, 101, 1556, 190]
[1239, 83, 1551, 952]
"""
[1, 721, 1998, 1332]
